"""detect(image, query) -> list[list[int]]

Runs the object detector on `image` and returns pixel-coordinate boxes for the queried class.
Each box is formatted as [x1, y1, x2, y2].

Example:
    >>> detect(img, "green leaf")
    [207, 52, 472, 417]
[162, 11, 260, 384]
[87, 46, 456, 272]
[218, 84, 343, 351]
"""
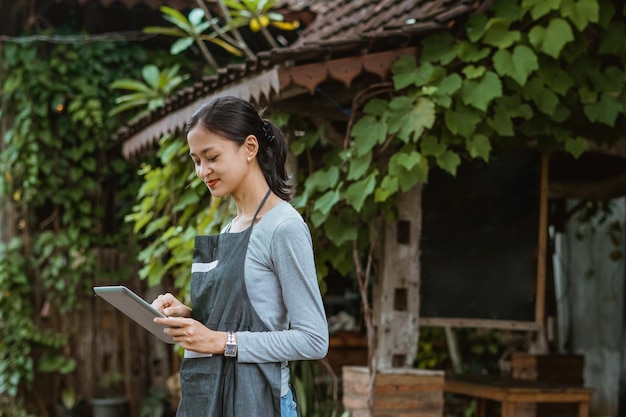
[444, 104, 482, 139]
[598, 21, 626, 55]
[413, 63, 435, 87]
[583, 93, 623, 126]
[392, 150, 421, 171]
[458, 41, 491, 63]
[591, 66, 626, 94]
[375, 175, 399, 202]
[420, 135, 447, 157]
[323, 215, 358, 247]
[142, 65, 161, 90]
[488, 102, 515, 136]
[392, 55, 418, 90]
[537, 61, 574, 96]
[420, 32, 457, 65]
[160, 5, 193, 32]
[492, 45, 538, 85]
[529, 18, 574, 58]
[313, 189, 341, 216]
[346, 173, 377, 211]
[188, 8, 206, 26]
[143, 26, 186, 37]
[436, 151, 461, 176]
[347, 151, 372, 181]
[363, 98, 388, 116]
[304, 166, 339, 193]
[386, 97, 436, 142]
[491, 0, 526, 20]
[523, 77, 559, 115]
[435, 73, 462, 96]
[461, 71, 502, 111]
[483, 18, 521, 49]
[351, 115, 387, 155]
[560, 0, 599, 31]
[462, 65, 486, 79]
[465, 14, 488, 42]
[564, 136, 588, 158]
[522, 0, 561, 20]
[171, 38, 195, 55]
[466, 134, 492, 161]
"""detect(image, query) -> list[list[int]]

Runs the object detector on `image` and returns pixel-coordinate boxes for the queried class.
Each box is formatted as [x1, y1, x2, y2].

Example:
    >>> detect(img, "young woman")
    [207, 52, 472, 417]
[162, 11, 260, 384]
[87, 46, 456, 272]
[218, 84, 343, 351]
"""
[152, 96, 329, 417]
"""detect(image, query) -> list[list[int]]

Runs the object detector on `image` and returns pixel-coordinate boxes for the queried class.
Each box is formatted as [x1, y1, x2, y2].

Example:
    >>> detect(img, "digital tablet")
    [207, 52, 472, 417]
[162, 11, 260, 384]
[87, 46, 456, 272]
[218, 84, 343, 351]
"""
[94, 285, 175, 344]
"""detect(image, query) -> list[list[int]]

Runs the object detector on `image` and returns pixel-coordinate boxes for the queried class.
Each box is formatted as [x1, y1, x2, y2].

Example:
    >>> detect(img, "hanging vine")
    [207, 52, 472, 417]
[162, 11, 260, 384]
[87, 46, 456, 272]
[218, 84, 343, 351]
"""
[0, 40, 147, 408]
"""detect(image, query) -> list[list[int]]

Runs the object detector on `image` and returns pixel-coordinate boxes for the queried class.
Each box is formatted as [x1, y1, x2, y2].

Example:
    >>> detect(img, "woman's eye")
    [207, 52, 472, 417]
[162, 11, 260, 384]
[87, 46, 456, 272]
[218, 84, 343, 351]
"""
[207, 156, 218, 162]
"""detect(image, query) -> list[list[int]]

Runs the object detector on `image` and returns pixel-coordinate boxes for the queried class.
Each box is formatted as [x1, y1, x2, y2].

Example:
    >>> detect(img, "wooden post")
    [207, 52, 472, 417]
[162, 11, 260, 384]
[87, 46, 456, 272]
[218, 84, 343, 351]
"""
[372, 185, 422, 369]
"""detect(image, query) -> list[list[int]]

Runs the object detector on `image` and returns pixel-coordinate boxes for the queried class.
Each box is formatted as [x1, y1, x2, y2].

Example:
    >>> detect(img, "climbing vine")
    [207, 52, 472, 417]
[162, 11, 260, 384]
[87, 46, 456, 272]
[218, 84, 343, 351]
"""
[292, 0, 626, 277]
[0, 40, 147, 406]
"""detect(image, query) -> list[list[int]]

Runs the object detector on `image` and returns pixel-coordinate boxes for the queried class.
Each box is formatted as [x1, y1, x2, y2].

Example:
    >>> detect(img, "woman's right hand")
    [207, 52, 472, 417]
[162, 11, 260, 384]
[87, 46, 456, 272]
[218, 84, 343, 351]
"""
[151, 293, 192, 318]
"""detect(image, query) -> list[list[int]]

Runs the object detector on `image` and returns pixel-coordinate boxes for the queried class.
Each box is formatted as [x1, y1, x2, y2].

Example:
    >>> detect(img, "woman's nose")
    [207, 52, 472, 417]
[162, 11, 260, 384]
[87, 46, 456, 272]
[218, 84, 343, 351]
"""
[198, 162, 212, 178]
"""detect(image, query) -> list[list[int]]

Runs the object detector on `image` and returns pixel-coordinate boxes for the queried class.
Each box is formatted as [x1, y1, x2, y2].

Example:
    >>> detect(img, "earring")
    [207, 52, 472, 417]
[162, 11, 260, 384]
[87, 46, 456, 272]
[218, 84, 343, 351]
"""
[247, 156, 252, 161]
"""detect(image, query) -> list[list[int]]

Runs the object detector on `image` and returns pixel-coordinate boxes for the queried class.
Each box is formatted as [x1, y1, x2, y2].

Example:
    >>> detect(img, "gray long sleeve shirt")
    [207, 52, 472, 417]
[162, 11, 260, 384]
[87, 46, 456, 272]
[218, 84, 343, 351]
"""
[235, 201, 329, 395]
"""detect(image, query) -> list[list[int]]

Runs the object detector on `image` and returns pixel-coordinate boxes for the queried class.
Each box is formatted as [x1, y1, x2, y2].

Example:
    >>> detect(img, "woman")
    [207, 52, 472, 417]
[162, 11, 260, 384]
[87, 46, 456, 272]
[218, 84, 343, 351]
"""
[152, 96, 329, 417]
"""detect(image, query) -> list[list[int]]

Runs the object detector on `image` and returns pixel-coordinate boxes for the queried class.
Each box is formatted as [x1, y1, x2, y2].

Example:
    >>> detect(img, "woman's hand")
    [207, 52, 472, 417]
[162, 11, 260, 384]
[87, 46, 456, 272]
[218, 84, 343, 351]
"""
[153, 316, 229, 354]
[151, 293, 192, 318]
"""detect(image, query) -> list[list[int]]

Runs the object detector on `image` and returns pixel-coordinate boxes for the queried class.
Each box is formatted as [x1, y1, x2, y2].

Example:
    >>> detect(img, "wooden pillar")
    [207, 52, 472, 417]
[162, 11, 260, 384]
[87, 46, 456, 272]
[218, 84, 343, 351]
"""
[372, 185, 422, 369]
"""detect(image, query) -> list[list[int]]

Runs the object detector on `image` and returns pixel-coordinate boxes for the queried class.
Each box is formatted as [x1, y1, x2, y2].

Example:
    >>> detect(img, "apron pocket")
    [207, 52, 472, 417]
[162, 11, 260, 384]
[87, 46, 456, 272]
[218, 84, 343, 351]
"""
[180, 357, 219, 397]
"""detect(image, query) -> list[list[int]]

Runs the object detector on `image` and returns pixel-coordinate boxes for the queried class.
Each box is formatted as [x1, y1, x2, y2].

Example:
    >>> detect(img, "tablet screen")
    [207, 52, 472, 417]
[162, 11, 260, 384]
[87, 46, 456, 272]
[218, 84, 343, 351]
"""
[94, 286, 175, 344]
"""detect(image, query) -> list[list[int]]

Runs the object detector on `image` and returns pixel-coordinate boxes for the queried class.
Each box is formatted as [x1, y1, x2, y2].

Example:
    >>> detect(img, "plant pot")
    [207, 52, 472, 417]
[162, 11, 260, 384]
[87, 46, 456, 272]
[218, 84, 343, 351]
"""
[90, 397, 128, 417]
[56, 402, 85, 417]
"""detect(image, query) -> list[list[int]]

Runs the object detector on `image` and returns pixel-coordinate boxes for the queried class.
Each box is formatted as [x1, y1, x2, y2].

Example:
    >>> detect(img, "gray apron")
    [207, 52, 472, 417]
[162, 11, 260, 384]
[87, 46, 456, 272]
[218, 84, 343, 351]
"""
[177, 190, 281, 417]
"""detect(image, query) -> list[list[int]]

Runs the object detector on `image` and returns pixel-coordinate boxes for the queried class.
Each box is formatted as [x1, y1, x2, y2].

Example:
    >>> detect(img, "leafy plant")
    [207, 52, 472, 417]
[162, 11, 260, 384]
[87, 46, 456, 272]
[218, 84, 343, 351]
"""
[97, 371, 125, 398]
[110, 64, 190, 118]
[144, 6, 243, 68]
[0, 39, 145, 409]
[224, 0, 300, 47]
[291, 0, 626, 280]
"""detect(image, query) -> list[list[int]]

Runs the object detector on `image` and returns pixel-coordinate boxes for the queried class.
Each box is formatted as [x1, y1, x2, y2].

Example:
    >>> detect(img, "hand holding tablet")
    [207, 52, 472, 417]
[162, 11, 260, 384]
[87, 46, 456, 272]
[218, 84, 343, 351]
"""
[94, 286, 175, 344]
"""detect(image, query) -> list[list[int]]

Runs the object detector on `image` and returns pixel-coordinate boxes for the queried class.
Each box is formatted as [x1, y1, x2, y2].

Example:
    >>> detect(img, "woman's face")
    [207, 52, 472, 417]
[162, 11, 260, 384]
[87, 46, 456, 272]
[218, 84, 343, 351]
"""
[187, 125, 250, 198]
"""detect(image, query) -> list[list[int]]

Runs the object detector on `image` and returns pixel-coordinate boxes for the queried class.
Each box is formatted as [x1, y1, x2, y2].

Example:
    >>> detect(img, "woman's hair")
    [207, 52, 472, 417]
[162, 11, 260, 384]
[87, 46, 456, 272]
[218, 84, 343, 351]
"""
[185, 96, 293, 201]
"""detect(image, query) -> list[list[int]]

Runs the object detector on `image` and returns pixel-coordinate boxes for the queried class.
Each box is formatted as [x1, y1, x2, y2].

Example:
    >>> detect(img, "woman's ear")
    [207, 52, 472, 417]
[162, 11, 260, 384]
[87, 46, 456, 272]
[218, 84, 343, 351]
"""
[244, 134, 259, 159]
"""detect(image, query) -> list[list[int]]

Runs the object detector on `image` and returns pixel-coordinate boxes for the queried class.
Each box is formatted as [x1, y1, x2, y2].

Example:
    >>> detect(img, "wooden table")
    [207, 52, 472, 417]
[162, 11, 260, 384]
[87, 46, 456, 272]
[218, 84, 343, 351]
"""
[444, 374, 593, 417]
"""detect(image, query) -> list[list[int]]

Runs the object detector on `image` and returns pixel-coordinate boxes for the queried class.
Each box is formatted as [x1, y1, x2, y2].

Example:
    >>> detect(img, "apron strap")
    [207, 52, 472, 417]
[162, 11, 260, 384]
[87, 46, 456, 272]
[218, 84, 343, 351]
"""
[251, 188, 272, 226]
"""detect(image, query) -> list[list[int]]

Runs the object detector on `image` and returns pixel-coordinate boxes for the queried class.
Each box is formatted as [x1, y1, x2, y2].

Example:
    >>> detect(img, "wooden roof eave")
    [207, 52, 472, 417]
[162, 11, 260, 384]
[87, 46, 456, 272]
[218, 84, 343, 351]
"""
[121, 47, 418, 159]
[121, 68, 282, 159]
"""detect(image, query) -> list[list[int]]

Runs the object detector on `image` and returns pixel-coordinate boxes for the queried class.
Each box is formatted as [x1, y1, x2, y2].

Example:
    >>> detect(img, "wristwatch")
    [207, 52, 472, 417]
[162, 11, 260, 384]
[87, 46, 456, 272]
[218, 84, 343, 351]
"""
[224, 331, 237, 357]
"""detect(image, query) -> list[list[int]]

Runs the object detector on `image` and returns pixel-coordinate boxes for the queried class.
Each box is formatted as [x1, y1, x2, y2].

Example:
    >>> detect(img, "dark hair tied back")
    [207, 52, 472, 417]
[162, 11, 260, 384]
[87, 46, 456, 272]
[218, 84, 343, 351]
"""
[262, 120, 276, 145]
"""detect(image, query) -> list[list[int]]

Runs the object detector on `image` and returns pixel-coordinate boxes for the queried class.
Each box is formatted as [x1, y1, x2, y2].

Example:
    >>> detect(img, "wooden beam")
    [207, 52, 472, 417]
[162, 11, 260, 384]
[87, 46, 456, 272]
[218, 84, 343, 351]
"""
[533, 154, 549, 352]
[373, 185, 422, 370]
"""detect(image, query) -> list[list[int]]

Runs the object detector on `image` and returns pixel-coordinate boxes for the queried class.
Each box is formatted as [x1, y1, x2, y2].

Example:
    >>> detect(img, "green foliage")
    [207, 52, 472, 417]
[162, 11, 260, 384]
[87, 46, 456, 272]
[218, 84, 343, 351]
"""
[292, 0, 626, 278]
[0, 40, 145, 403]
[144, 6, 243, 59]
[110, 64, 190, 118]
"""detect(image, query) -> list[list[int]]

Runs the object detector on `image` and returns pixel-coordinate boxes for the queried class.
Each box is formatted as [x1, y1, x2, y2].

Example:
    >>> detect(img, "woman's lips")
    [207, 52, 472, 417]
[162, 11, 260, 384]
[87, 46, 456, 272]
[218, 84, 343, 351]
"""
[207, 179, 218, 187]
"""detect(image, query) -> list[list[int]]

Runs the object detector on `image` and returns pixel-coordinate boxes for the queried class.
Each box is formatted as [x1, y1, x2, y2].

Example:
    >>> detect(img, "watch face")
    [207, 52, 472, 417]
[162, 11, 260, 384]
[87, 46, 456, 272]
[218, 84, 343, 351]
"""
[224, 343, 237, 357]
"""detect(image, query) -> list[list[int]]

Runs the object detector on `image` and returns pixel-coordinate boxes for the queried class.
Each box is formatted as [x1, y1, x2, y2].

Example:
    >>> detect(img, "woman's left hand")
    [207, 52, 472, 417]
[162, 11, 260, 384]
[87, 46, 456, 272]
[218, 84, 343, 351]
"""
[154, 316, 228, 354]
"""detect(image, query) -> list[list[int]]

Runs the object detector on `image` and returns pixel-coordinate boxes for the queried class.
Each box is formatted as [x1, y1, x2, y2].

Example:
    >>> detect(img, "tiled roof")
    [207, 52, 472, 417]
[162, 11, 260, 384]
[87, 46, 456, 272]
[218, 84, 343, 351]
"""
[293, 0, 476, 45]
[114, 0, 486, 157]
